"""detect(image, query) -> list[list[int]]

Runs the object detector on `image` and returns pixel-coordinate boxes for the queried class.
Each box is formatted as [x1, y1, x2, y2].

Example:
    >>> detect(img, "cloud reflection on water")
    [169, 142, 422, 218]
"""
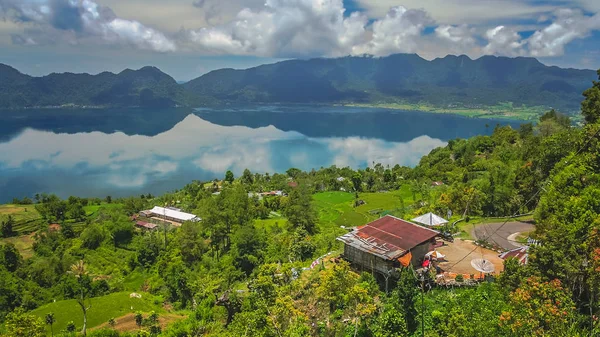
[0, 114, 445, 200]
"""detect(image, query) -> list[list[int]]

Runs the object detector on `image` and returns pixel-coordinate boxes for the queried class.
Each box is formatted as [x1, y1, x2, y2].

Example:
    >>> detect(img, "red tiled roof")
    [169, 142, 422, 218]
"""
[337, 215, 439, 260]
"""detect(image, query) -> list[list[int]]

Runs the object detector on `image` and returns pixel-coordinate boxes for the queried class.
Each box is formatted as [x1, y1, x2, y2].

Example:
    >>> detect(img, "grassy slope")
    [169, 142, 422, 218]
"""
[30, 292, 164, 335]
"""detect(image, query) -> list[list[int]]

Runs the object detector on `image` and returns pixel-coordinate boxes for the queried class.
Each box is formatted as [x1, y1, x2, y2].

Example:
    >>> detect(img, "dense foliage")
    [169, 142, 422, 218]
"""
[1, 70, 600, 336]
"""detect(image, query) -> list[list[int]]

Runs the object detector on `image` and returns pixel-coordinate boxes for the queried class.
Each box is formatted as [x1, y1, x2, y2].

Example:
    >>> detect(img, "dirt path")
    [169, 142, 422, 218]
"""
[470, 221, 535, 251]
[92, 312, 187, 333]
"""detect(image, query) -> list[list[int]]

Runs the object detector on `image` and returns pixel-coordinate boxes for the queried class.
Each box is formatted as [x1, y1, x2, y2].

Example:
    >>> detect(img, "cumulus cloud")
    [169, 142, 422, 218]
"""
[182, 0, 600, 60]
[2, 0, 599, 61]
[483, 25, 525, 57]
[0, 0, 176, 51]
[353, 6, 433, 56]
[185, 0, 370, 57]
[527, 9, 600, 57]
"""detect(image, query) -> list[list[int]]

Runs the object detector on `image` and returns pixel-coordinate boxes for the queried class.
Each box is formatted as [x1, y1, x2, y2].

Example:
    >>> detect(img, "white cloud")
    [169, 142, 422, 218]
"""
[355, 0, 557, 25]
[353, 6, 432, 56]
[184, 0, 369, 57]
[2, 0, 599, 63]
[527, 9, 600, 57]
[483, 26, 526, 57]
[0, 0, 176, 51]
[324, 136, 446, 168]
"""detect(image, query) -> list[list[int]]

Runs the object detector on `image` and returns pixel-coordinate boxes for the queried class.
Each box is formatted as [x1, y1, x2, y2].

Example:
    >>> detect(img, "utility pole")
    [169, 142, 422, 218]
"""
[163, 203, 168, 249]
[421, 272, 425, 337]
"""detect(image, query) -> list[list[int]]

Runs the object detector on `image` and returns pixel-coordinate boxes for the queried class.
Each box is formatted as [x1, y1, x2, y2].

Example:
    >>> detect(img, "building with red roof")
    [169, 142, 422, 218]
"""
[337, 215, 439, 274]
[499, 246, 529, 265]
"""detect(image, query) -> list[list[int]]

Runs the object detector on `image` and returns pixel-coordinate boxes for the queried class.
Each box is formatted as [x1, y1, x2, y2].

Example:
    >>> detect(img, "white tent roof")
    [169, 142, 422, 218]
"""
[412, 212, 448, 227]
[149, 206, 200, 222]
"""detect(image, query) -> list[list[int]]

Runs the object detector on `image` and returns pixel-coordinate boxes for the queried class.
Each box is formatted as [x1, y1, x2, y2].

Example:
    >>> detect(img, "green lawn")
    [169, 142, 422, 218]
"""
[84, 202, 123, 216]
[30, 292, 164, 335]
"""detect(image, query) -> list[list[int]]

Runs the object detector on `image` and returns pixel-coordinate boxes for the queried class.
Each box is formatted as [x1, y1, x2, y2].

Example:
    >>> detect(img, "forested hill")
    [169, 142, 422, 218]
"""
[0, 64, 192, 109]
[185, 54, 597, 112]
[1, 55, 597, 111]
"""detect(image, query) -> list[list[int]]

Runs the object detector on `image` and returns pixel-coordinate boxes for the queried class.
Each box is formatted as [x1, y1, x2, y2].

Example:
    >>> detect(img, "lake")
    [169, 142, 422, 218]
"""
[0, 105, 522, 202]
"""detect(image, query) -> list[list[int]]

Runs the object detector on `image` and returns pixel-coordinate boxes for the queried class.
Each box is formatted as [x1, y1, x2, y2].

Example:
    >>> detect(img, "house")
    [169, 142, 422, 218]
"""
[337, 215, 439, 275]
[431, 181, 444, 186]
[135, 221, 158, 230]
[140, 206, 201, 224]
[499, 246, 529, 265]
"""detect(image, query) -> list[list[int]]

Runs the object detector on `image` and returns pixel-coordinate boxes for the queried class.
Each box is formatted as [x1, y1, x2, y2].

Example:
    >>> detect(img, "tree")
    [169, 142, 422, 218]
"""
[3, 309, 45, 337]
[582, 69, 600, 124]
[80, 225, 107, 249]
[0, 243, 22, 272]
[46, 313, 55, 337]
[225, 170, 235, 184]
[135, 311, 143, 328]
[241, 168, 254, 185]
[500, 277, 576, 336]
[282, 183, 317, 234]
[108, 317, 116, 329]
[61, 222, 75, 239]
[1, 215, 14, 237]
[69, 260, 92, 336]
[286, 167, 301, 179]
[105, 196, 112, 204]
[66, 321, 76, 333]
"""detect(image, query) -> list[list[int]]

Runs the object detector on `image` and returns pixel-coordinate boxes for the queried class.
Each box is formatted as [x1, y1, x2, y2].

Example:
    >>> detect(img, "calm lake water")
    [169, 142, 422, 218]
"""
[0, 105, 522, 202]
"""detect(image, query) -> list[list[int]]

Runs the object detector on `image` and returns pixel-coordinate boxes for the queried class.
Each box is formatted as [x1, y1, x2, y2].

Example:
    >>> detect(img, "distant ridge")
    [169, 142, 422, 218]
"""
[0, 64, 197, 109]
[184, 54, 597, 113]
[0, 54, 597, 112]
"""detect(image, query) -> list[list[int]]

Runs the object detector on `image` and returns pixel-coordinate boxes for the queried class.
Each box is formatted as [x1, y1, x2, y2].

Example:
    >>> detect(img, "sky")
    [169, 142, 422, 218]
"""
[0, 0, 599, 81]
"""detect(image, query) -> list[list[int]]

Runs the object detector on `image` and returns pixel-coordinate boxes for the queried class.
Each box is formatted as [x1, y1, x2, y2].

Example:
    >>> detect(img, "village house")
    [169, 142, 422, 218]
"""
[337, 215, 439, 275]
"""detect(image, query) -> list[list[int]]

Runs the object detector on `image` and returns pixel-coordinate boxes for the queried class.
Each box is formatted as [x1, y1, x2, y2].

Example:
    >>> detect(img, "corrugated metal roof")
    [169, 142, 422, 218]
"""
[148, 206, 200, 222]
[499, 246, 529, 264]
[337, 215, 439, 260]
[135, 221, 158, 229]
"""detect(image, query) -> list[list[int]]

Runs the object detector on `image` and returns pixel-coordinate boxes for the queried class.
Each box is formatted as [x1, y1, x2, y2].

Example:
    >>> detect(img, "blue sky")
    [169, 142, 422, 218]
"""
[0, 0, 599, 81]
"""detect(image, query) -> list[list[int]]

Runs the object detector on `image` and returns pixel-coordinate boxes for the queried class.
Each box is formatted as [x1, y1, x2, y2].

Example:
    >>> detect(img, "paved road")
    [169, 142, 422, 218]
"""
[471, 221, 535, 251]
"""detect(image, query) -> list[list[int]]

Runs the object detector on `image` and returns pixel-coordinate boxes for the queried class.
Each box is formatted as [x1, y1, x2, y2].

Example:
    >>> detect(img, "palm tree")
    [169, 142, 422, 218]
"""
[69, 260, 91, 336]
[45, 313, 55, 337]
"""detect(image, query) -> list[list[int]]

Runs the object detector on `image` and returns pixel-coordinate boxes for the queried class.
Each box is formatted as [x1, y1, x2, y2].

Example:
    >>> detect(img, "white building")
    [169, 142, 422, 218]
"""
[142, 206, 201, 223]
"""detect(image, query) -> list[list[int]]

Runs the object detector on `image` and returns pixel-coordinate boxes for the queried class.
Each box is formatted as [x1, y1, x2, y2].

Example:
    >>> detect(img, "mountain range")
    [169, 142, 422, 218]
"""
[1, 54, 597, 113]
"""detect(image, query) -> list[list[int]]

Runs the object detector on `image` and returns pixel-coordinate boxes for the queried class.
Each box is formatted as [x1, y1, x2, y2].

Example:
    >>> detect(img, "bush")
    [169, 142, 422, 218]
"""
[80, 225, 107, 249]
[66, 321, 76, 332]
[455, 274, 464, 283]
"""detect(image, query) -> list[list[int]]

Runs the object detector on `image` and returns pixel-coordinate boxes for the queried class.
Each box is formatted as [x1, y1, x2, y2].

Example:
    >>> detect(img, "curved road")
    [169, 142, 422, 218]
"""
[471, 221, 535, 251]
